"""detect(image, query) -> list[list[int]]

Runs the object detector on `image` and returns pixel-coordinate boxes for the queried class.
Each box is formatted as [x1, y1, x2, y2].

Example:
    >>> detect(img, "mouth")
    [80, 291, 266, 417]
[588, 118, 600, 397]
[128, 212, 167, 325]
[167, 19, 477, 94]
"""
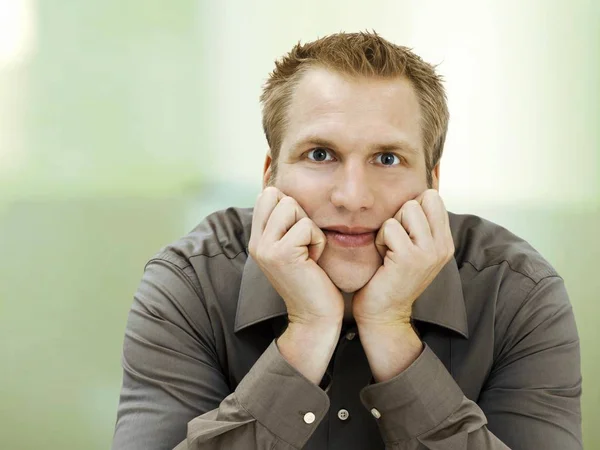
[321, 226, 377, 248]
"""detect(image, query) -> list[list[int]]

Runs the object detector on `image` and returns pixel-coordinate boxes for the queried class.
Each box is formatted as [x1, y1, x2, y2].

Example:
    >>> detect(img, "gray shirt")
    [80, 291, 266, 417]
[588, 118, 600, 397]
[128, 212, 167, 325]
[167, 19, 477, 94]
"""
[112, 207, 582, 449]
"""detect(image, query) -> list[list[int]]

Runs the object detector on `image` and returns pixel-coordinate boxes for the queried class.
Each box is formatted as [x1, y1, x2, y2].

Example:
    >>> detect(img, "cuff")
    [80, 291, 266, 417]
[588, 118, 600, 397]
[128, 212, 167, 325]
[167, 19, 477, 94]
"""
[359, 343, 464, 443]
[236, 339, 330, 448]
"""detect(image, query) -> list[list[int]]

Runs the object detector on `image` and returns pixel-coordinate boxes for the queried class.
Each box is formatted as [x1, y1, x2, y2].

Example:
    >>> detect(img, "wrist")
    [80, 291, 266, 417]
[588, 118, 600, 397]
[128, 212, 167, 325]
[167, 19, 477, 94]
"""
[356, 318, 414, 334]
[353, 305, 412, 330]
[282, 318, 343, 345]
[277, 319, 342, 385]
[357, 322, 423, 383]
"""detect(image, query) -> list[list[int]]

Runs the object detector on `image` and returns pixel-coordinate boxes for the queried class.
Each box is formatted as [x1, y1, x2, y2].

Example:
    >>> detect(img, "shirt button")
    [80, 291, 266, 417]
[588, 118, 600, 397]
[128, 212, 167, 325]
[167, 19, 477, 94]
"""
[345, 331, 356, 340]
[337, 409, 350, 421]
[303, 412, 316, 424]
[370, 408, 381, 419]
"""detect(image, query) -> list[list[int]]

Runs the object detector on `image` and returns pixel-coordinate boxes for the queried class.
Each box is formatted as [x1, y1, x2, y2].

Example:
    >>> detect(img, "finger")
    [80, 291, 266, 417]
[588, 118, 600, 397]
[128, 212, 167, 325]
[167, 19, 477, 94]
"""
[398, 199, 433, 249]
[280, 217, 327, 262]
[250, 187, 285, 245]
[375, 217, 411, 256]
[262, 196, 308, 244]
[419, 189, 450, 247]
[414, 190, 427, 205]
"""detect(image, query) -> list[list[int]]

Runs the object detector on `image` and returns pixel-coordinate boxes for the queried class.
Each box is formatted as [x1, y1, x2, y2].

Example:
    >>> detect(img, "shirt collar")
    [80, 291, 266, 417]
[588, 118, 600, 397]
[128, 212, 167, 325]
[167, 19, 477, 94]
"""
[235, 232, 468, 339]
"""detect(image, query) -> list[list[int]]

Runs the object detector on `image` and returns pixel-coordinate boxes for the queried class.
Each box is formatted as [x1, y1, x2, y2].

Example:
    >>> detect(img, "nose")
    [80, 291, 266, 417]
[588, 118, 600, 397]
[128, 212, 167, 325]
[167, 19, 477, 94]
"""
[330, 160, 375, 212]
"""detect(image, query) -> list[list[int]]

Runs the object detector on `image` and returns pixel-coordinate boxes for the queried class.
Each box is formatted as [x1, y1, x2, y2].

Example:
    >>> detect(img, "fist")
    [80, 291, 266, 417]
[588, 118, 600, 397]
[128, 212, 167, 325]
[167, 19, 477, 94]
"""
[352, 189, 454, 327]
[248, 187, 345, 326]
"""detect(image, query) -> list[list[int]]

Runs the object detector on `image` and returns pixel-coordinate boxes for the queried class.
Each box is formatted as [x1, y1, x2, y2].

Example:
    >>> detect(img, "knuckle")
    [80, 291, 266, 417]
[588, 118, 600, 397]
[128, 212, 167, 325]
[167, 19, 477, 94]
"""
[384, 217, 398, 228]
[424, 191, 437, 206]
[297, 216, 312, 227]
[424, 188, 439, 198]
[279, 196, 297, 207]
[403, 199, 421, 213]
[423, 190, 442, 208]
[263, 186, 279, 196]
[381, 218, 396, 234]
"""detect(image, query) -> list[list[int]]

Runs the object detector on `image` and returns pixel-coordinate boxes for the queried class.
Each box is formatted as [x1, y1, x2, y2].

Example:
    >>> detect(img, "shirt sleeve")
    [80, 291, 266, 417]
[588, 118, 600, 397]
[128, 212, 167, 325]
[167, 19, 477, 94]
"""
[185, 339, 330, 449]
[111, 258, 329, 450]
[359, 275, 582, 449]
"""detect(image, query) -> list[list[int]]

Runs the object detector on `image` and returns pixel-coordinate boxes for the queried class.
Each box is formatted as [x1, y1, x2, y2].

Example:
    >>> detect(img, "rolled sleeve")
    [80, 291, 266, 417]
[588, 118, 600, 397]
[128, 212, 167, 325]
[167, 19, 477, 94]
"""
[359, 343, 465, 443]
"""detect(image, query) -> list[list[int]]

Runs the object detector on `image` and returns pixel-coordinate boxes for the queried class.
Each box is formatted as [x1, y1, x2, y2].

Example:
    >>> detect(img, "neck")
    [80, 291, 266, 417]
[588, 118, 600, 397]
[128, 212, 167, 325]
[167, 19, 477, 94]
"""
[342, 291, 355, 324]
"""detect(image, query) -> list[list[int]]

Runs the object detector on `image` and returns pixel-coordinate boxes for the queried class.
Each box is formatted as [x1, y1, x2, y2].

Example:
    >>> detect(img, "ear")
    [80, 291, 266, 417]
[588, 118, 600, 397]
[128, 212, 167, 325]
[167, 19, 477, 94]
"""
[262, 152, 273, 189]
[431, 162, 441, 190]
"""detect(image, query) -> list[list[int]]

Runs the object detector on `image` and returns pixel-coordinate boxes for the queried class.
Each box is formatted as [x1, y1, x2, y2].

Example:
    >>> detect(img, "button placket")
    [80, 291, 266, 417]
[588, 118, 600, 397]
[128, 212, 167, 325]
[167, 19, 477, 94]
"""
[337, 408, 350, 421]
[327, 329, 385, 448]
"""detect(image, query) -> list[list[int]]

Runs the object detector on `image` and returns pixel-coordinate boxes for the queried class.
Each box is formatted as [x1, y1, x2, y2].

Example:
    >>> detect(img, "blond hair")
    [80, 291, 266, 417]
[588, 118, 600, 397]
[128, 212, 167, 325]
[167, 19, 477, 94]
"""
[260, 31, 449, 187]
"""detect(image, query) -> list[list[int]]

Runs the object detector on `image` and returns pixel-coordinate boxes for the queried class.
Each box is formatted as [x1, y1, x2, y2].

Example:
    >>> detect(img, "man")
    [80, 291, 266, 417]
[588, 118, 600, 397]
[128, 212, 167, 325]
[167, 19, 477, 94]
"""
[111, 32, 582, 449]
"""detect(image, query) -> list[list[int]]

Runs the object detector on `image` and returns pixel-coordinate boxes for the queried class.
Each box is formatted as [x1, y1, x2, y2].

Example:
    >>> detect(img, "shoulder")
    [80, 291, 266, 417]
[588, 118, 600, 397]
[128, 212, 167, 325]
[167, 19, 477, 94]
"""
[142, 207, 253, 294]
[149, 207, 253, 269]
[449, 212, 573, 350]
[449, 211, 559, 284]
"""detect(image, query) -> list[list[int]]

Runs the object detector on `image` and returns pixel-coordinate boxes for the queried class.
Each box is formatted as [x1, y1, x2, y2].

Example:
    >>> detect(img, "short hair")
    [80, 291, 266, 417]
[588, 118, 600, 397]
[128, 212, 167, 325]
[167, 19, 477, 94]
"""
[260, 31, 449, 186]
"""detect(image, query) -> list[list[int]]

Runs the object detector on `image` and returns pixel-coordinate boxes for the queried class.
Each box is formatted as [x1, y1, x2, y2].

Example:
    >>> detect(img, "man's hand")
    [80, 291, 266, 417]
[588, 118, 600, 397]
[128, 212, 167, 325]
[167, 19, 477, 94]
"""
[352, 189, 454, 327]
[249, 186, 345, 326]
[249, 187, 344, 385]
[352, 189, 455, 382]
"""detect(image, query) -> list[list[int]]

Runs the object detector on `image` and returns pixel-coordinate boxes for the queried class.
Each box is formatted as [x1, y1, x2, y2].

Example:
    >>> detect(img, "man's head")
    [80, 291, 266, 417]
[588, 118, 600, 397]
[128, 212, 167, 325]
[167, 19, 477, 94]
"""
[259, 31, 449, 293]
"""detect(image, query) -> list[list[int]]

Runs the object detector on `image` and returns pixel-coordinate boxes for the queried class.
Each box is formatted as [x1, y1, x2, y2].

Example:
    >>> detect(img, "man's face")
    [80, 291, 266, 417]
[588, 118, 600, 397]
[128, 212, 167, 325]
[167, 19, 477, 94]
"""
[264, 67, 439, 293]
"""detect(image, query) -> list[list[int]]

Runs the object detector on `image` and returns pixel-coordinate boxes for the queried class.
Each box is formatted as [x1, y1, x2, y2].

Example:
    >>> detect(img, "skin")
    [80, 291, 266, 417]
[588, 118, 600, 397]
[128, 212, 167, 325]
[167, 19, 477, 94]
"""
[249, 67, 454, 385]
[271, 67, 432, 294]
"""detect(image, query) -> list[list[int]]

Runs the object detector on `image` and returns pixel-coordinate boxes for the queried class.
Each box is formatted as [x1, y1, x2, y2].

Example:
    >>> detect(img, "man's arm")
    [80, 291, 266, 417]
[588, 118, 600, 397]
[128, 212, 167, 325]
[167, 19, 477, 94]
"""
[357, 275, 582, 449]
[352, 191, 581, 448]
[112, 258, 337, 450]
[113, 188, 347, 450]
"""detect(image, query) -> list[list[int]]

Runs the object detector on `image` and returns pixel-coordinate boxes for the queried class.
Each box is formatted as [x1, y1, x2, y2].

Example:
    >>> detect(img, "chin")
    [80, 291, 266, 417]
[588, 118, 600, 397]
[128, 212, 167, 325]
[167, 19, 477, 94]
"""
[330, 274, 372, 293]
[318, 248, 380, 293]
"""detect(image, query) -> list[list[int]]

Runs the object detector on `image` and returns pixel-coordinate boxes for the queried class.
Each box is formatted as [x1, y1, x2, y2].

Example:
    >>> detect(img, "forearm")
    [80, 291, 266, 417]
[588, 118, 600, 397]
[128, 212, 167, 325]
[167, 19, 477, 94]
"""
[185, 339, 332, 449]
[277, 319, 342, 385]
[357, 322, 423, 383]
[359, 343, 510, 449]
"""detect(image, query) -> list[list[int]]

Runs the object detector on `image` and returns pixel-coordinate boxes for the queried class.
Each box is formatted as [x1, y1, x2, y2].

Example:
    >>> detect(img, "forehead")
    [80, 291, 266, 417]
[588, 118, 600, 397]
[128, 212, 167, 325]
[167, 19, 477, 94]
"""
[283, 67, 422, 148]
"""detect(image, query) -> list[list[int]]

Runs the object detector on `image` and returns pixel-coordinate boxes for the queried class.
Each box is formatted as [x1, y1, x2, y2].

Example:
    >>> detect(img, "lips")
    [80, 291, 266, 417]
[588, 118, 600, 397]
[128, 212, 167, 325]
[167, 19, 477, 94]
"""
[322, 226, 377, 248]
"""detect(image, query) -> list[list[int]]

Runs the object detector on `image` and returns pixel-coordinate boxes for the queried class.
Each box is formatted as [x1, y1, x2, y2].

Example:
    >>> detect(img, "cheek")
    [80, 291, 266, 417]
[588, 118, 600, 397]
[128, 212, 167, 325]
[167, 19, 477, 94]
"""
[275, 170, 330, 213]
[376, 177, 425, 215]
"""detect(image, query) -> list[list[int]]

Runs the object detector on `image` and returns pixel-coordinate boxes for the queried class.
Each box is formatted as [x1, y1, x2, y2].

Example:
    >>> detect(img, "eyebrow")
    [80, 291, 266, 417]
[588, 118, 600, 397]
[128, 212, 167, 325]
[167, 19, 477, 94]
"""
[291, 136, 420, 156]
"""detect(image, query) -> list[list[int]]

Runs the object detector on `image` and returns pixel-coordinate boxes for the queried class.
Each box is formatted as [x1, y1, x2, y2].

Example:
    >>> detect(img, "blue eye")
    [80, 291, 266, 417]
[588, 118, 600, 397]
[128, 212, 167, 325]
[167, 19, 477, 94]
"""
[307, 148, 334, 162]
[376, 153, 401, 166]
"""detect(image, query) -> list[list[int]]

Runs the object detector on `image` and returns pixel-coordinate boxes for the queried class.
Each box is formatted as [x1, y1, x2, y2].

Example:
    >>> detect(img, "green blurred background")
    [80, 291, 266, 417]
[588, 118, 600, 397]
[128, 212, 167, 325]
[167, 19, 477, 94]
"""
[0, 1, 598, 448]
